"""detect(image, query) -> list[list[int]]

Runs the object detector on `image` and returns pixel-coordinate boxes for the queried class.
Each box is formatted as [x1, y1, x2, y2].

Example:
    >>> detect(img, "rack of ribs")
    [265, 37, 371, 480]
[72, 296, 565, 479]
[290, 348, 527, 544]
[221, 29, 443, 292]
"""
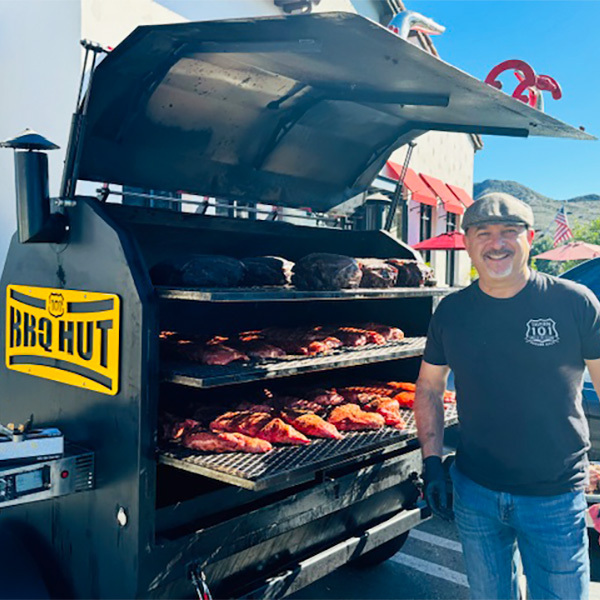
[359, 324, 405, 342]
[182, 431, 272, 453]
[364, 398, 406, 429]
[328, 404, 385, 431]
[210, 411, 310, 445]
[282, 410, 343, 439]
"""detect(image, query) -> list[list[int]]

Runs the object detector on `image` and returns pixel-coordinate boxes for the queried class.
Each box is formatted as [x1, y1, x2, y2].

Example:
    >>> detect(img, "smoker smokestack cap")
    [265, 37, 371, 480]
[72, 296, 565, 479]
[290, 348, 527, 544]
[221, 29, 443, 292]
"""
[1, 129, 59, 151]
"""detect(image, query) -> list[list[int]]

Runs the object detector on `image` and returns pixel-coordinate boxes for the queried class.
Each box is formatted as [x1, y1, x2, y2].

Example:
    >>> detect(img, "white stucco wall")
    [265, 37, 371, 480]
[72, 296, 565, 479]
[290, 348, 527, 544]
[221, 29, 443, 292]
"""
[389, 130, 476, 286]
[157, 0, 358, 21]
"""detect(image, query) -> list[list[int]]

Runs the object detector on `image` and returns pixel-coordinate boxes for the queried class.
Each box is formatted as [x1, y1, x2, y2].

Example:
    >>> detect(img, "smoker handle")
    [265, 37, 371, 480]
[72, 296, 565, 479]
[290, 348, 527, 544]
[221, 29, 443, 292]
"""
[241, 505, 429, 599]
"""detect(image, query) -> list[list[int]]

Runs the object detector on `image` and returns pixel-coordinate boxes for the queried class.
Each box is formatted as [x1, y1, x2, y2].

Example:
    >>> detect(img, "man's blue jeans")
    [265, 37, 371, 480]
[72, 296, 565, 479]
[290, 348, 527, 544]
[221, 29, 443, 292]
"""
[450, 463, 589, 600]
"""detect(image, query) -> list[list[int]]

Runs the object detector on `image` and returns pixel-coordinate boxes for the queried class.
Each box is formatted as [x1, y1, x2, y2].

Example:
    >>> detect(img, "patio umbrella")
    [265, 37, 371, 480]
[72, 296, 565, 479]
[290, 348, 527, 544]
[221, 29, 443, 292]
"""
[413, 231, 466, 250]
[533, 241, 600, 261]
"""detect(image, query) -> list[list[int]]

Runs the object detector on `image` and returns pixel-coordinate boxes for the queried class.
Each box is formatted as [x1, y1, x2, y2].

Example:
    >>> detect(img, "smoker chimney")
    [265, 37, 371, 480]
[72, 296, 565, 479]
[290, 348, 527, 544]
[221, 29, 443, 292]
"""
[1, 129, 67, 243]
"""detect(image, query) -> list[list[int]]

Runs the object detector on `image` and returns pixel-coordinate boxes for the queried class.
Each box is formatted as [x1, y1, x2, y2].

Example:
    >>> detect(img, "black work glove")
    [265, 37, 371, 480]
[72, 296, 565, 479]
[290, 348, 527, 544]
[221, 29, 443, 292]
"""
[423, 456, 454, 522]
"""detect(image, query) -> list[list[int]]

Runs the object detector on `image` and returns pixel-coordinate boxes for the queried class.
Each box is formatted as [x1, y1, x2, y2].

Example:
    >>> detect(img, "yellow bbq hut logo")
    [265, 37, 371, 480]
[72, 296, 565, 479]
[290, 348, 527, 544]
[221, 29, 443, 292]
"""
[6, 285, 120, 395]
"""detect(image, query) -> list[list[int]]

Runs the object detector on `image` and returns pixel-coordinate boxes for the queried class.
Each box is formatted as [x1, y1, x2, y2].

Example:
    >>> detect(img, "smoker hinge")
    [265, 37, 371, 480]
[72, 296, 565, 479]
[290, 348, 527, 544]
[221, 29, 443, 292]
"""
[189, 565, 213, 600]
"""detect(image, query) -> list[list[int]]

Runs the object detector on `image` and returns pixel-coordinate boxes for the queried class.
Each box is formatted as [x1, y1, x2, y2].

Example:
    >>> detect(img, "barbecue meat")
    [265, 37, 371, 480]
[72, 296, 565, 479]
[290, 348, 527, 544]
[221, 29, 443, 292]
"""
[180, 255, 246, 287]
[357, 259, 398, 288]
[262, 327, 341, 356]
[386, 259, 436, 287]
[241, 256, 294, 286]
[182, 431, 272, 453]
[199, 344, 249, 366]
[358, 324, 405, 342]
[160, 414, 201, 441]
[328, 404, 385, 431]
[364, 398, 406, 429]
[332, 326, 386, 346]
[292, 253, 362, 291]
[282, 411, 343, 440]
[236, 339, 286, 359]
[338, 386, 395, 404]
[257, 418, 310, 445]
[393, 391, 416, 408]
[276, 396, 327, 415]
[386, 381, 416, 392]
[210, 411, 272, 437]
[306, 388, 346, 407]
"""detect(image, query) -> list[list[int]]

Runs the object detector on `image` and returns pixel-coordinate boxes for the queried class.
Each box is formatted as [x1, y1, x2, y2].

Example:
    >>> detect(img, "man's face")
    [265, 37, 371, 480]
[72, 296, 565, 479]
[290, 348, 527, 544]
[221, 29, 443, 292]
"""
[464, 222, 535, 281]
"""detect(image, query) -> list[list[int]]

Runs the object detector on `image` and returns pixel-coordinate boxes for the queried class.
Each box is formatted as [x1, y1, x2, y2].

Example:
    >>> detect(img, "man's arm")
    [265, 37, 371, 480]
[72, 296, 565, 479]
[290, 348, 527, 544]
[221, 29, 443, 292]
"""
[414, 360, 450, 458]
[585, 358, 600, 400]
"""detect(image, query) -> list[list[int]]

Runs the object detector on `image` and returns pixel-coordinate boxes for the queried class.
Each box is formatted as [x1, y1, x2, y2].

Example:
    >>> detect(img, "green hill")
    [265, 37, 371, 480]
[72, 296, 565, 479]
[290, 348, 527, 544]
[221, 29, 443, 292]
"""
[473, 180, 600, 232]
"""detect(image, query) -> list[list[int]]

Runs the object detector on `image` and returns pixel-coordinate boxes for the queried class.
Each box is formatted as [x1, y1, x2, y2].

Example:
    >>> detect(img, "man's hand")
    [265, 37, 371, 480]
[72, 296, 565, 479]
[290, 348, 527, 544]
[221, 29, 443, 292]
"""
[423, 456, 454, 521]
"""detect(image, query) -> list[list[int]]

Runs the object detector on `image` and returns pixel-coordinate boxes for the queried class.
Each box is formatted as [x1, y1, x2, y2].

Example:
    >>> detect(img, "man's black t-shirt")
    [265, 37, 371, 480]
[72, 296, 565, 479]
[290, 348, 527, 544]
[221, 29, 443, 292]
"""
[424, 270, 600, 495]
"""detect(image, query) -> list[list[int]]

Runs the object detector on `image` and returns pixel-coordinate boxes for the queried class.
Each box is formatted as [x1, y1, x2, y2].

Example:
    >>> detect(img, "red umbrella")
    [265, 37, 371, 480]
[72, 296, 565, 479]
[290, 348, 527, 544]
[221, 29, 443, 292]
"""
[533, 241, 600, 261]
[413, 231, 466, 250]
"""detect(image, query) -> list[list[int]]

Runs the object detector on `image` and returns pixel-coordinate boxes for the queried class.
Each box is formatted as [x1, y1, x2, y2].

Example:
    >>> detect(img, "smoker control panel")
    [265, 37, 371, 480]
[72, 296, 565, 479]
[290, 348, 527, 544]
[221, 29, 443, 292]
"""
[0, 446, 94, 508]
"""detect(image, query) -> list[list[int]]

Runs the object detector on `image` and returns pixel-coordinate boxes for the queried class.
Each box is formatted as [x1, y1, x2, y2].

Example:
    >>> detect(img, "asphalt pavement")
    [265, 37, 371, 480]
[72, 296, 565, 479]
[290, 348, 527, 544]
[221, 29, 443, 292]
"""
[292, 519, 600, 599]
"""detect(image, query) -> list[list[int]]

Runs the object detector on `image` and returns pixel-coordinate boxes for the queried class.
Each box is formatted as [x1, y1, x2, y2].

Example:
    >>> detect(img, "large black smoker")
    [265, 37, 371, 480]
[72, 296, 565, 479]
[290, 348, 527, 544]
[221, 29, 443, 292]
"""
[0, 12, 591, 599]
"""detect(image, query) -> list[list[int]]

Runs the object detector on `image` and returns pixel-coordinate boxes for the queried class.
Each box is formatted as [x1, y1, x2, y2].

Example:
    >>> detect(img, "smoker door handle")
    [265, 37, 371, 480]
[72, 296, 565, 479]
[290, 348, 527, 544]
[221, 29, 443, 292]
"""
[241, 505, 429, 599]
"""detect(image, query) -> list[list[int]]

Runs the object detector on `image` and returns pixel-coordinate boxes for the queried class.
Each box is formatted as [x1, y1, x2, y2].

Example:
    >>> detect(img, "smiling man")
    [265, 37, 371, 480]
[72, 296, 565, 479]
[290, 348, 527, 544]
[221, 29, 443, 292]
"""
[414, 192, 600, 599]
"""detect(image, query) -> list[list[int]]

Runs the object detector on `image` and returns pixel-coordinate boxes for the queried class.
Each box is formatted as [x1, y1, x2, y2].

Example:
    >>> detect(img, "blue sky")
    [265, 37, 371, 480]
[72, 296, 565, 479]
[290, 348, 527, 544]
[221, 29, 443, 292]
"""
[408, 0, 600, 200]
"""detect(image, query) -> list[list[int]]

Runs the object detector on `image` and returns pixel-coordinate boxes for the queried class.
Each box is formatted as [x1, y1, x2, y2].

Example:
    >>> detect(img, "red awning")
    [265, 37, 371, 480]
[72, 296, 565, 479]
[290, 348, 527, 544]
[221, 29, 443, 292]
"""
[385, 161, 437, 206]
[413, 231, 466, 250]
[419, 173, 464, 215]
[447, 184, 474, 208]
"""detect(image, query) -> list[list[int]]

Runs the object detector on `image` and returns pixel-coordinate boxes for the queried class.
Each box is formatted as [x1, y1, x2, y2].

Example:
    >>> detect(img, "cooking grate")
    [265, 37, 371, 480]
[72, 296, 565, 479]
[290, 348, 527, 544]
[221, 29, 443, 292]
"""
[156, 286, 449, 303]
[158, 405, 457, 491]
[162, 337, 426, 388]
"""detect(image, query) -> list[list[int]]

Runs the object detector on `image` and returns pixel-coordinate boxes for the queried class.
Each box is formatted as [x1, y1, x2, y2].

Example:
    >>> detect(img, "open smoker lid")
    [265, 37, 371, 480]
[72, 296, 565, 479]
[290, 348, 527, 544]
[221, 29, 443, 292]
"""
[77, 12, 592, 212]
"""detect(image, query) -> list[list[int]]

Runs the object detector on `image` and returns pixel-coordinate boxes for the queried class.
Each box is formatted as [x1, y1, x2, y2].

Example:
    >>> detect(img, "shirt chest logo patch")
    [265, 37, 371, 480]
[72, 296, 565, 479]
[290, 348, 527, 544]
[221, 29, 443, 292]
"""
[525, 318, 559, 347]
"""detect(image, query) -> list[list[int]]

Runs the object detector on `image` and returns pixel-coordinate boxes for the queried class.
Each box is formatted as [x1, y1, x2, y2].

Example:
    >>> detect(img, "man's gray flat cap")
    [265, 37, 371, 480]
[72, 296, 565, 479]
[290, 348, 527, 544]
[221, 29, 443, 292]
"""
[462, 192, 534, 230]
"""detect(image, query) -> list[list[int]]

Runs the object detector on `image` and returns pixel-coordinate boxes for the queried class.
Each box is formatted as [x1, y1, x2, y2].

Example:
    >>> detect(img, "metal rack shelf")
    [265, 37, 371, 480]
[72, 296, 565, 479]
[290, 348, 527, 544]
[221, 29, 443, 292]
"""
[158, 406, 458, 491]
[161, 337, 426, 388]
[156, 286, 450, 303]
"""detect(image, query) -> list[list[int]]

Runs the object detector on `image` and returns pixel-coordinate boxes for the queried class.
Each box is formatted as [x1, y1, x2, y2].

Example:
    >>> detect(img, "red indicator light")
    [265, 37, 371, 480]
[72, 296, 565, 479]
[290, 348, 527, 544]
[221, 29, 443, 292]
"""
[61, 470, 69, 479]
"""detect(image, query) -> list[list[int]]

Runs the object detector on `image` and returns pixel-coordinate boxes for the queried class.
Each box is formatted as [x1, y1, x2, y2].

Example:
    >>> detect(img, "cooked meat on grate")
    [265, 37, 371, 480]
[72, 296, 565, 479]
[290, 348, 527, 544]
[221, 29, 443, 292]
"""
[261, 326, 342, 356]
[276, 396, 327, 415]
[393, 391, 416, 409]
[282, 411, 343, 440]
[337, 386, 394, 404]
[210, 411, 273, 437]
[358, 324, 405, 342]
[305, 388, 346, 407]
[328, 404, 385, 431]
[364, 398, 406, 429]
[444, 390, 456, 404]
[180, 255, 246, 287]
[182, 431, 272, 453]
[235, 401, 276, 413]
[292, 253, 362, 291]
[198, 344, 250, 366]
[236, 339, 286, 359]
[160, 414, 201, 442]
[357, 259, 398, 288]
[241, 256, 294, 287]
[335, 326, 386, 346]
[386, 259, 436, 287]
[386, 381, 416, 392]
[257, 418, 311, 445]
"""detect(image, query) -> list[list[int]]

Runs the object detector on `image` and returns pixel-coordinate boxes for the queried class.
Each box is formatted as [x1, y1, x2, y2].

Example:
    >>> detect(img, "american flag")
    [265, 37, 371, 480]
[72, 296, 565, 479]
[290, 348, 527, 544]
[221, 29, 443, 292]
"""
[553, 205, 574, 247]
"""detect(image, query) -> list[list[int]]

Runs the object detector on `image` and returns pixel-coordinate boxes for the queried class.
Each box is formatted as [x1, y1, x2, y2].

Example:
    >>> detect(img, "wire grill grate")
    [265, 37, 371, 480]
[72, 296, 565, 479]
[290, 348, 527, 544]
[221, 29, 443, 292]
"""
[162, 337, 427, 389]
[159, 405, 457, 490]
